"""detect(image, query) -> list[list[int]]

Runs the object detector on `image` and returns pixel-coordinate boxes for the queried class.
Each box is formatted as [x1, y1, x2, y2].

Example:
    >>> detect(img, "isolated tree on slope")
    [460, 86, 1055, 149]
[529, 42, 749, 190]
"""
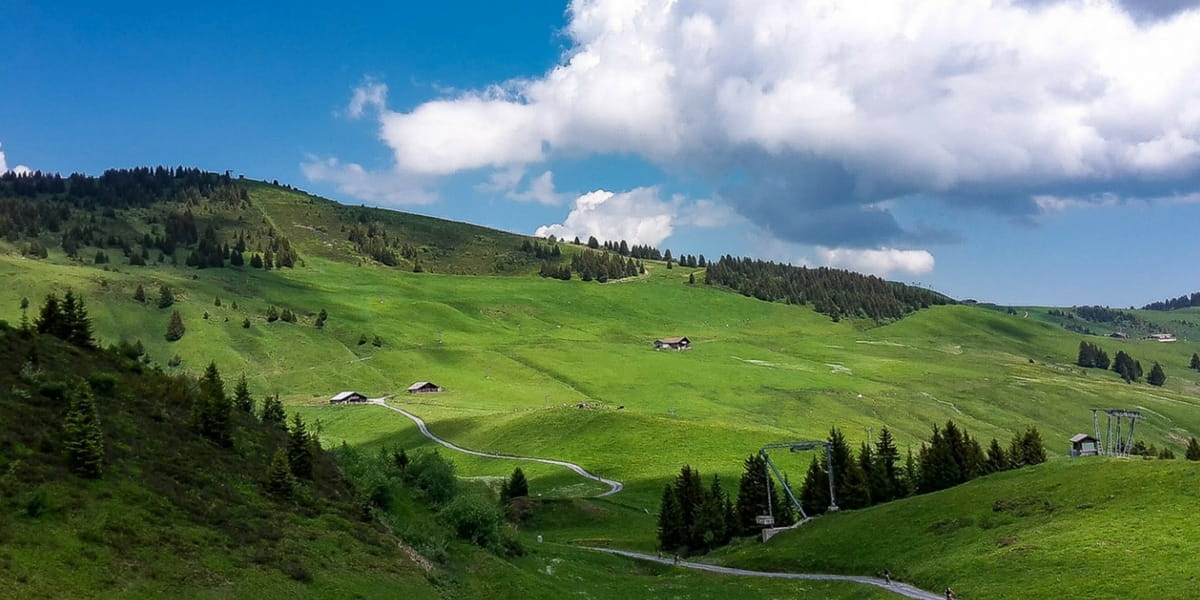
[63, 384, 104, 478]
[1148, 362, 1167, 387]
[165, 310, 185, 341]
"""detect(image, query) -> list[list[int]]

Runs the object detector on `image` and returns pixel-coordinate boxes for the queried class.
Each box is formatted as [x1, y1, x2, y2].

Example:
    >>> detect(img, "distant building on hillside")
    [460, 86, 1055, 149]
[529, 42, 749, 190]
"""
[1109, 331, 1128, 339]
[407, 381, 443, 394]
[1069, 433, 1100, 458]
[654, 336, 691, 350]
[1144, 333, 1177, 342]
[330, 391, 368, 404]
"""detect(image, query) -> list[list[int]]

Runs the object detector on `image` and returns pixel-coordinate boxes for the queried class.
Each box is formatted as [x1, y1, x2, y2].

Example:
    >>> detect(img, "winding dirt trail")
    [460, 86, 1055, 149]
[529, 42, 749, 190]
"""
[586, 548, 945, 600]
[373, 400, 623, 497]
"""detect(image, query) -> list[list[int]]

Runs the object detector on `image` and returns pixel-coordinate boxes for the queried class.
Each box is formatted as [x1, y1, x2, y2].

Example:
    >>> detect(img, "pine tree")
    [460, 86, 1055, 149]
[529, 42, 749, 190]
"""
[233, 374, 254, 412]
[165, 310, 186, 341]
[35, 293, 65, 338]
[266, 449, 295, 498]
[1191, 353, 1200, 371]
[157, 284, 175, 308]
[673, 465, 706, 549]
[693, 479, 729, 551]
[1186, 437, 1200, 461]
[63, 384, 104, 478]
[735, 453, 774, 534]
[873, 427, 903, 502]
[985, 438, 1008, 473]
[501, 467, 529, 502]
[799, 454, 830, 516]
[193, 361, 231, 446]
[1148, 362, 1166, 387]
[1017, 426, 1047, 466]
[287, 413, 313, 479]
[393, 448, 410, 471]
[260, 394, 286, 428]
[61, 289, 93, 348]
[19, 297, 29, 331]
[1077, 341, 1094, 368]
[656, 484, 685, 551]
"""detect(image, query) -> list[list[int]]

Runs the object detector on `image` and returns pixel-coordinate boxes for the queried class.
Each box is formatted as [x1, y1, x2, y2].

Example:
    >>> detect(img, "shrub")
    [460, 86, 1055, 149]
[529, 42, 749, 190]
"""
[406, 451, 458, 504]
[439, 495, 503, 549]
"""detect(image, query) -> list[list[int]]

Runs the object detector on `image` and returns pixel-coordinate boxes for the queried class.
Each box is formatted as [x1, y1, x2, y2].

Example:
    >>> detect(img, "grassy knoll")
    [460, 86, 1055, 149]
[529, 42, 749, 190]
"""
[710, 458, 1200, 600]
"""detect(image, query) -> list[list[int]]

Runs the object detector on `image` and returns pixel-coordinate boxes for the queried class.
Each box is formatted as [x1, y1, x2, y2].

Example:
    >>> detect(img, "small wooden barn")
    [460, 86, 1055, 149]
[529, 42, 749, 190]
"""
[407, 381, 443, 394]
[330, 391, 368, 404]
[1069, 433, 1100, 457]
[654, 336, 691, 350]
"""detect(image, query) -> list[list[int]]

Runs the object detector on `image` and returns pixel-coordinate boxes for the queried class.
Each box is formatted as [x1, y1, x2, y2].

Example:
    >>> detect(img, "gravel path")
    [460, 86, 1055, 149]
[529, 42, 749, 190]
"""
[585, 547, 945, 600]
[373, 400, 623, 497]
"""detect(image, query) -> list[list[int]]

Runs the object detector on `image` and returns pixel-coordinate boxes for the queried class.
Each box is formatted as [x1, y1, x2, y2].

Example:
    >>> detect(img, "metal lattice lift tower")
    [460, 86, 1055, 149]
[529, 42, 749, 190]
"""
[759, 441, 838, 523]
[1091, 409, 1143, 457]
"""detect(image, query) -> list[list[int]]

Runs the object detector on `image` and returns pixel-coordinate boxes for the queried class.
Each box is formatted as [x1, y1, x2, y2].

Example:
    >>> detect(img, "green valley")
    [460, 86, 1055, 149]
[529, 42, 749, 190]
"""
[3, 170, 1200, 599]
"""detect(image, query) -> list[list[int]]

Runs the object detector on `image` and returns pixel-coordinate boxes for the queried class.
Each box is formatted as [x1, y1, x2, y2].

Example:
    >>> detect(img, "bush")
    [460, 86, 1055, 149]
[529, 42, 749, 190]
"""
[406, 451, 458, 504]
[439, 495, 503, 549]
[25, 486, 48, 517]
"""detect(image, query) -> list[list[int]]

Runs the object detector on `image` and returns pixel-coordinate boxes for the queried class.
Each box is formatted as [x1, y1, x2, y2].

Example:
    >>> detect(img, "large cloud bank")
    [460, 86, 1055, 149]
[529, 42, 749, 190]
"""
[311, 0, 1200, 253]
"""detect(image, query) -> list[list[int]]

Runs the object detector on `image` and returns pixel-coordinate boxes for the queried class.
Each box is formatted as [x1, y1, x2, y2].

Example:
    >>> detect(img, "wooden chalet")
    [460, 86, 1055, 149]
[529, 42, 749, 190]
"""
[407, 381, 443, 394]
[330, 391, 368, 404]
[654, 336, 691, 351]
[1069, 433, 1100, 457]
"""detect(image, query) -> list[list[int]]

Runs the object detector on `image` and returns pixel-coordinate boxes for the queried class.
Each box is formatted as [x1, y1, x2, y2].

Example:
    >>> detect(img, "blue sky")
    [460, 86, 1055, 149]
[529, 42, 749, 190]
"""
[3, 0, 1200, 307]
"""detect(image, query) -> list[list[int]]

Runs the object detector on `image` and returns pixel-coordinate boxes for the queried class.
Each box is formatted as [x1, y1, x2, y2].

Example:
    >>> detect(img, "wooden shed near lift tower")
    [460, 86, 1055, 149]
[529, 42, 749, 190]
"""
[1070, 433, 1100, 457]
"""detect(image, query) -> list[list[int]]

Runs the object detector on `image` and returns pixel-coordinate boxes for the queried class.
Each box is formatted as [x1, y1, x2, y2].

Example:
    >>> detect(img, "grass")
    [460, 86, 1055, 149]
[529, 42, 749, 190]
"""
[4, 181, 1200, 596]
[709, 458, 1200, 600]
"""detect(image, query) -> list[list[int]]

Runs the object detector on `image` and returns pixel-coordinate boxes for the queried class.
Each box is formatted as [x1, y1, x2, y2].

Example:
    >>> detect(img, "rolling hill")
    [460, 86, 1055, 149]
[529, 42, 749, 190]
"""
[4, 168, 1200, 599]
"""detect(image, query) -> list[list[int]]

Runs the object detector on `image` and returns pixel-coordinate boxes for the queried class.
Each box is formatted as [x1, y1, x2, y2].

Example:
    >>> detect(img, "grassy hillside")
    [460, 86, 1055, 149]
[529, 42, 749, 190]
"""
[710, 458, 1200, 600]
[5, 174, 1200, 596]
[0, 325, 437, 599]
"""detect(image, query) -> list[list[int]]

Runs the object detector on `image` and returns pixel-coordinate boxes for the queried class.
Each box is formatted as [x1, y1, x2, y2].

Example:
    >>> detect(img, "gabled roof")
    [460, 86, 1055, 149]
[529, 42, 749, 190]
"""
[1070, 433, 1097, 443]
[656, 336, 689, 344]
[331, 391, 363, 401]
[407, 381, 438, 391]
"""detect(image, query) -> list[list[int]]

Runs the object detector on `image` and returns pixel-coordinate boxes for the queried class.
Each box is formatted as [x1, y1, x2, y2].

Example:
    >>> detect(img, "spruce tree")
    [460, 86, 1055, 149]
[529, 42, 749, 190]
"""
[873, 427, 903, 502]
[1148, 362, 1166, 387]
[1018, 426, 1047, 466]
[693, 481, 728, 551]
[165, 310, 185, 341]
[266, 449, 295, 498]
[502, 467, 529, 502]
[194, 361, 231, 446]
[61, 289, 94, 348]
[157, 284, 175, 308]
[1186, 437, 1200, 461]
[133, 285, 146, 303]
[657, 484, 685, 551]
[287, 413, 313, 479]
[63, 384, 104, 478]
[233, 374, 254, 412]
[799, 454, 830, 516]
[735, 454, 775, 534]
[260, 394, 286, 428]
[985, 438, 1008, 473]
[393, 448, 410, 471]
[35, 293, 65, 337]
[1191, 353, 1200, 371]
[19, 297, 30, 331]
[1077, 341, 1094, 368]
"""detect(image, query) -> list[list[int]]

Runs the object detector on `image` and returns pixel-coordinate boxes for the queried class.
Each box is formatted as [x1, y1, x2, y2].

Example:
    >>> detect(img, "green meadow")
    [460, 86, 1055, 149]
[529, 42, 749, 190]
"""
[4, 182, 1200, 597]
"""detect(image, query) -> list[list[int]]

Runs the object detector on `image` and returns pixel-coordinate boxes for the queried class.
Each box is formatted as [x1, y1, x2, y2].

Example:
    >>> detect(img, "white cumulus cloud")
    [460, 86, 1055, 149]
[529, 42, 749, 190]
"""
[300, 156, 437, 206]
[0, 141, 31, 175]
[535, 187, 676, 245]
[816, 247, 935, 277]
[344, 0, 1200, 248]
